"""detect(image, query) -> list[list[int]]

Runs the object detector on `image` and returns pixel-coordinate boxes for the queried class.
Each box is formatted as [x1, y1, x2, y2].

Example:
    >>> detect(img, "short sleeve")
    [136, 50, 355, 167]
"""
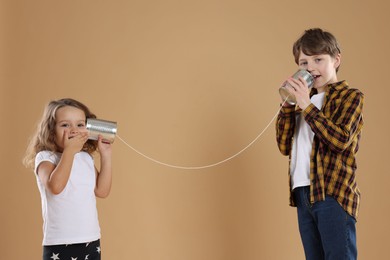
[34, 151, 60, 174]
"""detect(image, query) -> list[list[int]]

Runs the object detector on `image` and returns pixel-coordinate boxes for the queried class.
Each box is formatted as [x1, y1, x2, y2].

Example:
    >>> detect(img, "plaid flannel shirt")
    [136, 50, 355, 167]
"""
[276, 80, 364, 219]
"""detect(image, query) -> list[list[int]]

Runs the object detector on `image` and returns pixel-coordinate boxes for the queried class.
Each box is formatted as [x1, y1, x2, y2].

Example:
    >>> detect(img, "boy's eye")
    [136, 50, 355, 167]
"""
[78, 123, 86, 128]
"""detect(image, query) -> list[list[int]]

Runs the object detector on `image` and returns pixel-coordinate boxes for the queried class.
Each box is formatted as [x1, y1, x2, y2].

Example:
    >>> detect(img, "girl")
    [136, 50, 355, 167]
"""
[23, 98, 112, 260]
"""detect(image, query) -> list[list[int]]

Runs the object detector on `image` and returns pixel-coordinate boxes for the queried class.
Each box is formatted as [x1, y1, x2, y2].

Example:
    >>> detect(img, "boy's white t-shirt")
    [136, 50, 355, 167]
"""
[290, 92, 325, 190]
[35, 151, 101, 245]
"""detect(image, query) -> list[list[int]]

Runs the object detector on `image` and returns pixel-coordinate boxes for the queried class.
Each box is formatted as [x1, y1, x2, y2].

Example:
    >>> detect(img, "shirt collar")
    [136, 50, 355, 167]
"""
[310, 80, 348, 96]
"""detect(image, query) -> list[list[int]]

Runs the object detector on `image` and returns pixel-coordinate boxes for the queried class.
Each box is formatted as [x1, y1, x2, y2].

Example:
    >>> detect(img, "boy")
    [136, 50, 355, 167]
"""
[276, 28, 364, 259]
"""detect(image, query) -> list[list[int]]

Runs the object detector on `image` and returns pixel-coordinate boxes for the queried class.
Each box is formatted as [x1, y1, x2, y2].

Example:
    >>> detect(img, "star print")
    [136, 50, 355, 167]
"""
[85, 255, 89, 260]
[96, 246, 101, 254]
[71, 258, 78, 260]
[85, 242, 90, 247]
[50, 253, 60, 260]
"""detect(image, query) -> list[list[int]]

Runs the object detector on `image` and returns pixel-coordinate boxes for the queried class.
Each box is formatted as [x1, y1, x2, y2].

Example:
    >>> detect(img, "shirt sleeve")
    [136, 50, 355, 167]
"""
[276, 106, 296, 156]
[34, 151, 60, 174]
[303, 89, 364, 153]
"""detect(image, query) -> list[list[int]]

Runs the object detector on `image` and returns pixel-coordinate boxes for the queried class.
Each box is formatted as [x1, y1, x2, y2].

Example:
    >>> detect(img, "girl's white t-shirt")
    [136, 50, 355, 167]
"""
[290, 92, 325, 190]
[35, 151, 100, 245]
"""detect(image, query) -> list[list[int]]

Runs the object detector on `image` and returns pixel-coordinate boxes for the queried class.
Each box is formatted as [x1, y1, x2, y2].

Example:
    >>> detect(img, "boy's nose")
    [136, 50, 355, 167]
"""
[307, 62, 315, 72]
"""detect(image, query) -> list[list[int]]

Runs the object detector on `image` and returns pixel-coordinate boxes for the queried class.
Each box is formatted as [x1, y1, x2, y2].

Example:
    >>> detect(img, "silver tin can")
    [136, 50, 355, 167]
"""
[279, 69, 314, 105]
[86, 118, 117, 143]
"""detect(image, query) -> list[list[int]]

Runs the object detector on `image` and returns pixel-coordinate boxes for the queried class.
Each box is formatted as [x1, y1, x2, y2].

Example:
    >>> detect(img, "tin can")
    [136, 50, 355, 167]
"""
[279, 69, 314, 105]
[86, 118, 117, 143]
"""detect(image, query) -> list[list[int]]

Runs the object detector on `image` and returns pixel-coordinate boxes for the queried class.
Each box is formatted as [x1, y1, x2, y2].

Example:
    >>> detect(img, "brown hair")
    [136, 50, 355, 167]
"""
[293, 28, 341, 72]
[23, 98, 98, 169]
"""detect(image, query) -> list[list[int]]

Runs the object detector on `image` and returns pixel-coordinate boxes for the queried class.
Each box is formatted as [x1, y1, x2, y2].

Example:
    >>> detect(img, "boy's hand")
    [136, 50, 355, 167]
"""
[285, 76, 311, 110]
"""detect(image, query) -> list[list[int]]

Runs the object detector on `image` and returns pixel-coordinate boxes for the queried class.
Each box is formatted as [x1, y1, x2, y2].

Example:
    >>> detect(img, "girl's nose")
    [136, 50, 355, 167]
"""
[70, 127, 78, 134]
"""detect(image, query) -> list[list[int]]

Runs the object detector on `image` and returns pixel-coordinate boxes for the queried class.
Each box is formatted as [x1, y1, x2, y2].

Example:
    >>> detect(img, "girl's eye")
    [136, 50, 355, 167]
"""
[60, 123, 69, 128]
[78, 124, 86, 128]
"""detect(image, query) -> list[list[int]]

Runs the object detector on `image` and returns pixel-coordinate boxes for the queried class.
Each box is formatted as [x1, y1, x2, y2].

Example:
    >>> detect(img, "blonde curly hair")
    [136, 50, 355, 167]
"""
[23, 98, 98, 169]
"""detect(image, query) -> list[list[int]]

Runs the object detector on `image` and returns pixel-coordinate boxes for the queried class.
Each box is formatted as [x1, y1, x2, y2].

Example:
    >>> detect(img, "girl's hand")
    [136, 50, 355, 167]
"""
[285, 76, 311, 110]
[97, 135, 112, 157]
[63, 130, 88, 154]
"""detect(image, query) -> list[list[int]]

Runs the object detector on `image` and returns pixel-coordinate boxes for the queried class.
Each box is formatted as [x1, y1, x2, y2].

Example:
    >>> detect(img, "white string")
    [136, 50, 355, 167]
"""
[117, 98, 288, 170]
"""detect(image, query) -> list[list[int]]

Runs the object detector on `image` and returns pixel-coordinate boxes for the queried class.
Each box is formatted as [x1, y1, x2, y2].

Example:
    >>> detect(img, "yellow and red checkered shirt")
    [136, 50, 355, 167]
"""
[276, 80, 364, 219]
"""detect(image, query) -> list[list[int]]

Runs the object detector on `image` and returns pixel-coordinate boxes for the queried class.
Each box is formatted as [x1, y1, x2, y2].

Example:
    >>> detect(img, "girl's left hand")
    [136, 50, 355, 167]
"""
[97, 135, 112, 157]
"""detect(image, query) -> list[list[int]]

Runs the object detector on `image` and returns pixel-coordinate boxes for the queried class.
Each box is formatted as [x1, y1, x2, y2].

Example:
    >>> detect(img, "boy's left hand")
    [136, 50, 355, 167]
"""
[286, 76, 311, 110]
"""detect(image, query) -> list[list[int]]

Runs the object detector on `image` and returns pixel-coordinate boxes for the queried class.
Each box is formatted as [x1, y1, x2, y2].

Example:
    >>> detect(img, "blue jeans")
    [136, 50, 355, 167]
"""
[293, 186, 357, 260]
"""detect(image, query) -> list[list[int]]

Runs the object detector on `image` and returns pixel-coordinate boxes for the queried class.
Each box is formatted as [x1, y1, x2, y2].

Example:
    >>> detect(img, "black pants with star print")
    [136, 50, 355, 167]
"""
[43, 239, 101, 260]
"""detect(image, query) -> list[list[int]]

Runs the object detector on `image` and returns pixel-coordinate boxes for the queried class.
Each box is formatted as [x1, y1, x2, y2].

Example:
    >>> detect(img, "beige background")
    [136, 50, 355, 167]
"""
[1, 0, 389, 259]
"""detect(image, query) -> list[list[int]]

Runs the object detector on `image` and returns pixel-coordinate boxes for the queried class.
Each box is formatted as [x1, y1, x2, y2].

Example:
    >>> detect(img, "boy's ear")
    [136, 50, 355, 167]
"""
[334, 53, 341, 69]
